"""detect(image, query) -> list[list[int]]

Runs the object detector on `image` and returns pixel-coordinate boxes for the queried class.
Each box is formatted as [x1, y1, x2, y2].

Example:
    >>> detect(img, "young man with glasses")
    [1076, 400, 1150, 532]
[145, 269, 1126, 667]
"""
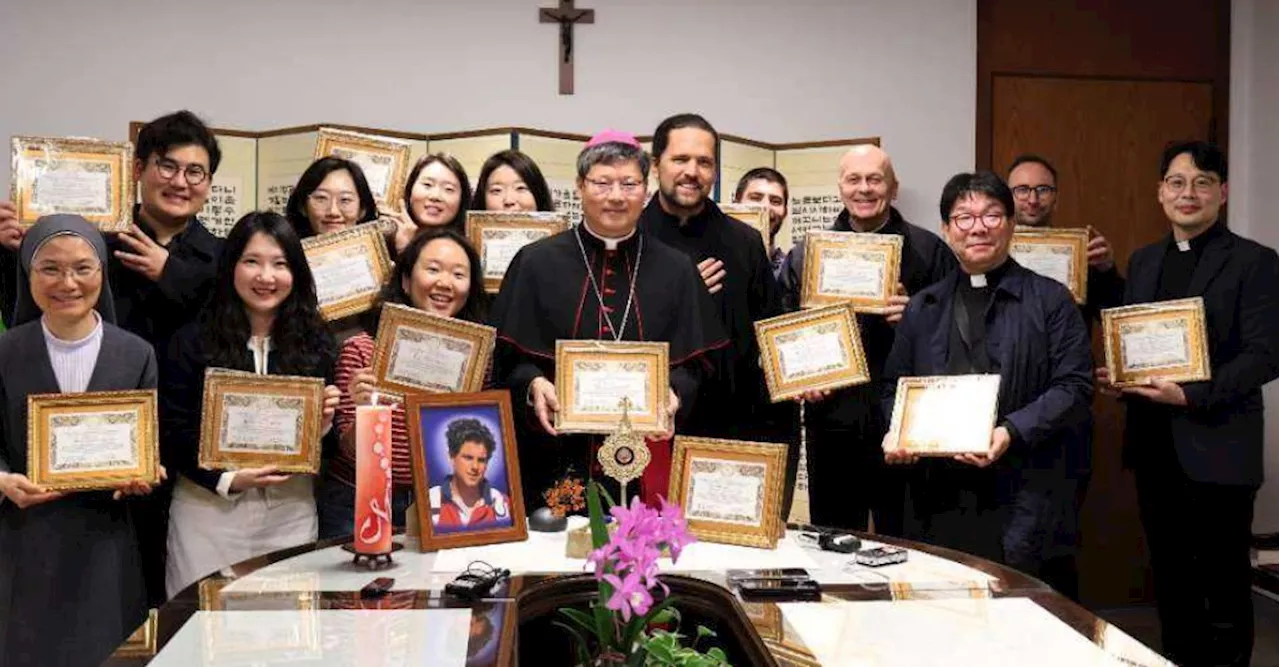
[882, 170, 1094, 579]
[1097, 141, 1277, 667]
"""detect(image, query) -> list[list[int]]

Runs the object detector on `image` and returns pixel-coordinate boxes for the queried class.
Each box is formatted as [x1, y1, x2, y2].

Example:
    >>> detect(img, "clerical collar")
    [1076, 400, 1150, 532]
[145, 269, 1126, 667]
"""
[579, 222, 636, 250]
[1171, 220, 1224, 254]
[959, 259, 1012, 291]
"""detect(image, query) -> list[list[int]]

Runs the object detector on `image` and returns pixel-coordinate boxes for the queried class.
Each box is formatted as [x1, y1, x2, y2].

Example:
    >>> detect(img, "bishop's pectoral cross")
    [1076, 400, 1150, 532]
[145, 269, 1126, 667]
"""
[539, 0, 595, 95]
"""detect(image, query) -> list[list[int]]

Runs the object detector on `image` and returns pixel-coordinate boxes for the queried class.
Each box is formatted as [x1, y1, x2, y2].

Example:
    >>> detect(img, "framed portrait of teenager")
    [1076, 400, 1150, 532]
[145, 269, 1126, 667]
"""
[301, 223, 393, 321]
[1011, 227, 1089, 304]
[554, 340, 671, 435]
[313, 127, 412, 211]
[110, 608, 159, 659]
[800, 231, 902, 312]
[370, 303, 496, 396]
[668, 436, 787, 549]
[1102, 297, 1211, 387]
[754, 303, 870, 402]
[26, 389, 159, 492]
[198, 369, 325, 474]
[720, 202, 770, 249]
[884, 375, 1001, 456]
[406, 391, 527, 551]
[10, 136, 135, 231]
[465, 211, 570, 293]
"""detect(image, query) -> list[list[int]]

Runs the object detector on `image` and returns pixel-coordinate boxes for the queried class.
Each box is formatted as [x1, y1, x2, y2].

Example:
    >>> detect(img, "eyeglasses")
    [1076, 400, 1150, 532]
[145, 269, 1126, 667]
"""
[308, 192, 360, 211]
[153, 157, 209, 186]
[34, 263, 101, 281]
[584, 178, 644, 196]
[1163, 175, 1220, 194]
[949, 212, 1006, 231]
[1011, 185, 1056, 200]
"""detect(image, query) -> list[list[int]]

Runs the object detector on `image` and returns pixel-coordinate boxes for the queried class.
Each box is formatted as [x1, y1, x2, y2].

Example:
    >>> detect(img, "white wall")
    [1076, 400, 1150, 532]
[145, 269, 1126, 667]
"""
[1228, 0, 1279, 532]
[0, 0, 976, 228]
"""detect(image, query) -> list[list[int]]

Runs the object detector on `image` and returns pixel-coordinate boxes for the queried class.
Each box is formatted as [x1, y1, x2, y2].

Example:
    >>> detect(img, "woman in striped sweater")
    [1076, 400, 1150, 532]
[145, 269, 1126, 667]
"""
[317, 228, 489, 539]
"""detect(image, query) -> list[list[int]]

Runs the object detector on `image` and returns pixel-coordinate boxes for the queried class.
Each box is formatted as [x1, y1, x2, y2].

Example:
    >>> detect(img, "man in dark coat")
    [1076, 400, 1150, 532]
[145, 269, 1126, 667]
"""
[882, 170, 1094, 573]
[1099, 141, 1277, 667]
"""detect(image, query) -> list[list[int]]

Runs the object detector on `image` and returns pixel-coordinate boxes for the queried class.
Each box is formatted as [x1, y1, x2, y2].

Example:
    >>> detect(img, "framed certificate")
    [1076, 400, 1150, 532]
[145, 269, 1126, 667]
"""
[371, 303, 496, 395]
[754, 303, 870, 402]
[465, 211, 570, 293]
[406, 391, 528, 551]
[554, 340, 670, 435]
[801, 231, 902, 312]
[313, 127, 412, 211]
[198, 369, 325, 474]
[1102, 297, 1211, 387]
[26, 389, 159, 492]
[199, 577, 321, 661]
[10, 136, 135, 231]
[1011, 227, 1089, 304]
[301, 223, 393, 321]
[720, 202, 770, 249]
[668, 436, 787, 549]
[884, 375, 1001, 455]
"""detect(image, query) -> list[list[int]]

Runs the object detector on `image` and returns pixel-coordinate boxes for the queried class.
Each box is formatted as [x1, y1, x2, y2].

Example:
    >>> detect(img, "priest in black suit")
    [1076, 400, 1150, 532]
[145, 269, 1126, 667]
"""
[490, 130, 728, 506]
[1098, 141, 1278, 667]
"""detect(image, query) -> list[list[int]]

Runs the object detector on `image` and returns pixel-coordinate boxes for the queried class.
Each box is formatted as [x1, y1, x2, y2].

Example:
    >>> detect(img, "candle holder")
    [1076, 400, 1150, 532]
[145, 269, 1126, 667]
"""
[341, 542, 404, 569]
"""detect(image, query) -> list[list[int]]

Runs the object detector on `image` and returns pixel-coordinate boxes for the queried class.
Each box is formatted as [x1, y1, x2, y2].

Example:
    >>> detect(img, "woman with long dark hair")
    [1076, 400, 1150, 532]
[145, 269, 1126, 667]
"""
[0, 215, 162, 667]
[390, 154, 471, 253]
[316, 228, 489, 538]
[284, 157, 379, 239]
[470, 149, 555, 212]
[161, 211, 340, 597]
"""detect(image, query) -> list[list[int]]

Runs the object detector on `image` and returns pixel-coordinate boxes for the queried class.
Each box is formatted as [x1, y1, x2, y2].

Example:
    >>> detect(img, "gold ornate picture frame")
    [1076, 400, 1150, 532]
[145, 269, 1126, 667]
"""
[800, 231, 902, 312]
[198, 577, 322, 661]
[10, 136, 135, 231]
[754, 302, 870, 402]
[720, 202, 770, 249]
[198, 369, 325, 474]
[1011, 227, 1089, 304]
[406, 390, 528, 551]
[112, 608, 159, 658]
[370, 303, 496, 396]
[884, 374, 1001, 455]
[1102, 297, 1211, 387]
[301, 222, 393, 321]
[554, 340, 670, 435]
[27, 389, 159, 492]
[464, 211, 570, 293]
[668, 436, 787, 549]
[313, 127, 412, 211]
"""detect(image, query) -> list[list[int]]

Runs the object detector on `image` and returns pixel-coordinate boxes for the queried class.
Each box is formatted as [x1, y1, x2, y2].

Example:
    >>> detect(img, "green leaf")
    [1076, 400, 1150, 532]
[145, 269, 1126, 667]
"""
[649, 607, 680, 627]
[594, 599, 614, 648]
[707, 646, 728, 663]
[644, 638, 676, 663]
[696, 625, 716, 641]
[558, 607, 597, 636]
[587, 481, 610, 550]
[552, 620, 593, 666]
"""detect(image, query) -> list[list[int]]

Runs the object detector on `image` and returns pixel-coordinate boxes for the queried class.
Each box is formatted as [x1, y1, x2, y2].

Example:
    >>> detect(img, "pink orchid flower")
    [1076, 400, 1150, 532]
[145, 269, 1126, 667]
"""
[602, 569, 654, 621]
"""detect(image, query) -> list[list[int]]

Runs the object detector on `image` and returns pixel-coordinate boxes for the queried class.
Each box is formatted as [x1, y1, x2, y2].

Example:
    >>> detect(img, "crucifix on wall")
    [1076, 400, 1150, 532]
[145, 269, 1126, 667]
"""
[539, 0, 595, 95]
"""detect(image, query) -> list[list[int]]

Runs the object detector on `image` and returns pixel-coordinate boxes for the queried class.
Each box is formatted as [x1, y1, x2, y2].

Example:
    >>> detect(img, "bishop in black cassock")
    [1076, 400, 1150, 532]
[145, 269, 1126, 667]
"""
[489, 131, 727, 506]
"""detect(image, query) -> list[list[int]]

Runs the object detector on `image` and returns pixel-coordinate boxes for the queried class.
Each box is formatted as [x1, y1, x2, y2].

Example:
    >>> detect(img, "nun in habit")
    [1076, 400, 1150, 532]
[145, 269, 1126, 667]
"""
[0, 215, 161, 667]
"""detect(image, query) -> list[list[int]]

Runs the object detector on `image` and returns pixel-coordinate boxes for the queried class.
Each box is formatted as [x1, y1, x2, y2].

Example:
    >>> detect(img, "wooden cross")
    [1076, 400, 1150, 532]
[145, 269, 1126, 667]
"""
[539, 0, 595, 95]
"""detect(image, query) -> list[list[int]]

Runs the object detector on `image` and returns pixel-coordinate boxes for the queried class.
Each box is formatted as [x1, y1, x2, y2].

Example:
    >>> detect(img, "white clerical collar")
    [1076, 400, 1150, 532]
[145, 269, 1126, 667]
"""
[1176, 240, 1191, 252]
[969, 273, 988, 288]
[582, 223, 636, 250]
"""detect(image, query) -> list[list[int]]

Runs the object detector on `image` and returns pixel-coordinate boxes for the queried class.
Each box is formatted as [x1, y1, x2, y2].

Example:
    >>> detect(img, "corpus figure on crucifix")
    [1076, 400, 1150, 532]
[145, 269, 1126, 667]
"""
[539, 0, 595, 94]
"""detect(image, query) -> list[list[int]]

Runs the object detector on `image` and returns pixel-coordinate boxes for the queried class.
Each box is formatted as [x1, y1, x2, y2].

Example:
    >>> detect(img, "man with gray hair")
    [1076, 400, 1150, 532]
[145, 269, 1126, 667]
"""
[490, 130, 728, 505]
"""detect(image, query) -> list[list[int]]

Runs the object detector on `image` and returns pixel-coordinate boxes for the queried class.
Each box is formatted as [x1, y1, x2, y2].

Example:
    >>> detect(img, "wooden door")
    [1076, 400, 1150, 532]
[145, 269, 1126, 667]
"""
[992, 76, 1214, 606]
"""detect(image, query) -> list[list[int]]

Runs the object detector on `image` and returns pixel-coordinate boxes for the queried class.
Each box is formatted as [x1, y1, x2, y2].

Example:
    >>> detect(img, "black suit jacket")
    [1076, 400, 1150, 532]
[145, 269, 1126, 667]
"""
[1121, 226, 1279, 486]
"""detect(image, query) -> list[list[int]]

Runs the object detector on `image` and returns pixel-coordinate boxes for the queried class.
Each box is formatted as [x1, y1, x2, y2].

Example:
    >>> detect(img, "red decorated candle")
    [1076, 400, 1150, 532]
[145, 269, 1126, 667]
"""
[355, 404, 393, 554]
